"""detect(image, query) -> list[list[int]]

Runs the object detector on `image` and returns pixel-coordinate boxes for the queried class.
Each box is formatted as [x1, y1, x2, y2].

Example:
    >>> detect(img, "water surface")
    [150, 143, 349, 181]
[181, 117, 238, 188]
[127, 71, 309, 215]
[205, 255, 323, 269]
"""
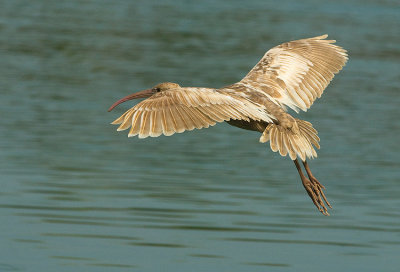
[1, 0, 400, 271]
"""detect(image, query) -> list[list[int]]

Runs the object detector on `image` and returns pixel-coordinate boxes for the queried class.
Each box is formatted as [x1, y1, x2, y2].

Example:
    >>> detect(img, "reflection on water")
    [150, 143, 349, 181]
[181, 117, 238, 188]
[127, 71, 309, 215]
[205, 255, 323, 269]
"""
[1, 0, 399, 271]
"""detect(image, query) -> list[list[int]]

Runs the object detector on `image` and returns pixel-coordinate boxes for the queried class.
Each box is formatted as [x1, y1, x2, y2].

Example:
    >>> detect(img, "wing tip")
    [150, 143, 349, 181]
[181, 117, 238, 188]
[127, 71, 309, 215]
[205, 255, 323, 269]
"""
[138, 134, 149, 139]
[313, 34, 328, 40]
[117, 127, 129, 132]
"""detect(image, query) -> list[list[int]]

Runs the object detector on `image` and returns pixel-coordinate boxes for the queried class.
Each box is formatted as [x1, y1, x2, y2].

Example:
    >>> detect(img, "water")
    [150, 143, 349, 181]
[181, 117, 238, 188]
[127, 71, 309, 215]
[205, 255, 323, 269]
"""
[1, 0, 399, 271]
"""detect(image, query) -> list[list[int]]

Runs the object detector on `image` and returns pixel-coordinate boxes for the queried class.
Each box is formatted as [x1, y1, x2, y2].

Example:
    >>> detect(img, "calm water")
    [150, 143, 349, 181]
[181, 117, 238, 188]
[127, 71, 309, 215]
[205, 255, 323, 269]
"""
[1, 0, 400, 271]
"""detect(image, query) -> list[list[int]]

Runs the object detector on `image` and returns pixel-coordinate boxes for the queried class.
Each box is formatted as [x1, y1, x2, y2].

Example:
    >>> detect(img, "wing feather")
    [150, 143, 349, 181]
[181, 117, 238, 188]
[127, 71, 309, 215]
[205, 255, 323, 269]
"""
[190, 107, 215, 127]
[149, 110, 162, 137]
[117, 110, 135, 131]
[111, 87, 272, 137]
[170, 107, 188, 133]
[163, 106, 176, 136]
[138, 111, 151, 138]
[201, 106, 226, 122]
[111, 111, 128, 125]
[240, 35, 348, 112]
[128, 111, 141, 137]
[174, 107, 192, 131]
[180, 106, 202, 129]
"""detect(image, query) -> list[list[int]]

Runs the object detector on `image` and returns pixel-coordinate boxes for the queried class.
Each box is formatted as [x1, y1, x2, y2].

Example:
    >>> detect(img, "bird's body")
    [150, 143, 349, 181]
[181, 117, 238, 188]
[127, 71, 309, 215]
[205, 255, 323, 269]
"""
[108, 35, 348, 215]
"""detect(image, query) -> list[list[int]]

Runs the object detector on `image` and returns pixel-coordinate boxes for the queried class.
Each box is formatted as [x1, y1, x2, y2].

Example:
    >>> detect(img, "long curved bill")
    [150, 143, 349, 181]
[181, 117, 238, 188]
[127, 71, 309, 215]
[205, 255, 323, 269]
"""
[108, 89, 153, 112]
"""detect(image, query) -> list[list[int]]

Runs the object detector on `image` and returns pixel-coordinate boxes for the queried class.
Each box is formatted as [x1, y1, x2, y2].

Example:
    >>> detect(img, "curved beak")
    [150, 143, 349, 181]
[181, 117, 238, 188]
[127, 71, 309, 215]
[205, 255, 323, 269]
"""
[108, 89, 153, 112]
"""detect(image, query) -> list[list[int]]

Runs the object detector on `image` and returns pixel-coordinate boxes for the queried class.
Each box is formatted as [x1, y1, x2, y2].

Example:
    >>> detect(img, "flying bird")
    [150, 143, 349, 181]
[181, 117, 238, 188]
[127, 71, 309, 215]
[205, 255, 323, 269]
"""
[108, 35, 348, 215]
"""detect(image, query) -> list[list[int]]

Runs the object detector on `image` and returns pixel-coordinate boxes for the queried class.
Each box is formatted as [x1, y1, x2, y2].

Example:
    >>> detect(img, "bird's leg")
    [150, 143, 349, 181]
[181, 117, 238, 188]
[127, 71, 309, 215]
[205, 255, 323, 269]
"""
[293, 159, 330, 215]
[302, 160, 332, 209]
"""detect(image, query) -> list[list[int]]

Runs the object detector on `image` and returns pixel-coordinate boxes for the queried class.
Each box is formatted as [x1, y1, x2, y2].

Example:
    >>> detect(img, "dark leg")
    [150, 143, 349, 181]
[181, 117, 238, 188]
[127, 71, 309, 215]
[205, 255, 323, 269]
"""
[293, 159, 330, 215]
[303, 160, 332, 209]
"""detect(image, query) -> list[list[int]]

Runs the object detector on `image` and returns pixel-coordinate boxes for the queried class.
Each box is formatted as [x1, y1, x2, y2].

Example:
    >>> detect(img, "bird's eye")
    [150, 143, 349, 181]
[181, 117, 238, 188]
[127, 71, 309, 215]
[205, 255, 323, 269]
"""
[153, 88, 161, 93]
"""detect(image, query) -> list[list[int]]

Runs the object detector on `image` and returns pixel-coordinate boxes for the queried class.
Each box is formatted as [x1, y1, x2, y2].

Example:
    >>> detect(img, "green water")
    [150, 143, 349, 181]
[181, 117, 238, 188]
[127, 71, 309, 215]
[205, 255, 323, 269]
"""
[1, 0, 399, 271]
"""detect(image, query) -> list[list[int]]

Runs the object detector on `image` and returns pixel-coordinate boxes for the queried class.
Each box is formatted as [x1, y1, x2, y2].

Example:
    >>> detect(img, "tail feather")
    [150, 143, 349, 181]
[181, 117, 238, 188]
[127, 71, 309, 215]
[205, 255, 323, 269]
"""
[298, 120, 320, 148]
[260, 119, 319, 161]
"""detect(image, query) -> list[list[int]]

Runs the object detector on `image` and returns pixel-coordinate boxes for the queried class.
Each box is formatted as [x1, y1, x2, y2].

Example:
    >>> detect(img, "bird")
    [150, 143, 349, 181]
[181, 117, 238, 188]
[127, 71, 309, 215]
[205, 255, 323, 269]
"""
[108, 34, 348, 215]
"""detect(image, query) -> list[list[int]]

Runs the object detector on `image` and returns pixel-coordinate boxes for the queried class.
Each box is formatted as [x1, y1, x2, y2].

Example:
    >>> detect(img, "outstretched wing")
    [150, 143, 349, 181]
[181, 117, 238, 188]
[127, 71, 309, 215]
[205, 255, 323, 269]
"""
[240, 34, 348, 112]
[111, 88, 273, 138]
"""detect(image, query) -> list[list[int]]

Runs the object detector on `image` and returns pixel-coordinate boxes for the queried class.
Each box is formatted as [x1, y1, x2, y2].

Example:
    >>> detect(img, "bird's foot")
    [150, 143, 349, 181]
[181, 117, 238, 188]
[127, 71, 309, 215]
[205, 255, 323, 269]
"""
[301, 175, 332, 216]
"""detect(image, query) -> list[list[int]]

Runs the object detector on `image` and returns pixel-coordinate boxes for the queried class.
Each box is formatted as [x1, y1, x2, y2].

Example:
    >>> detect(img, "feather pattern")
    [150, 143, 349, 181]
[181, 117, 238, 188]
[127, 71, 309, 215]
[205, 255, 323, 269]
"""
[261, 119, 320, 161]
[112, 87, 273, 138]
[240, 34, 348, 112]
[110, 35, 347, 162]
